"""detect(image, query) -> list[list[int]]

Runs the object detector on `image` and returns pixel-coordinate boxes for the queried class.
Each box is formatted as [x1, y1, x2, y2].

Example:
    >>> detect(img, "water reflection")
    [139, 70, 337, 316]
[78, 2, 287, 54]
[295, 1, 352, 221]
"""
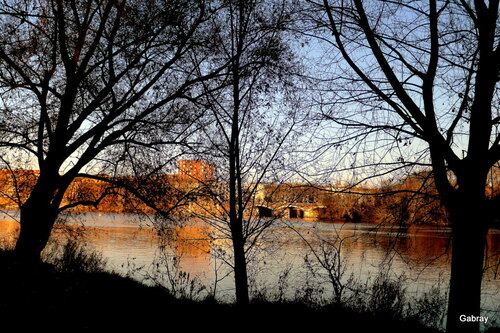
[0, 218, 19, 248]
[0, 213, 498, 311]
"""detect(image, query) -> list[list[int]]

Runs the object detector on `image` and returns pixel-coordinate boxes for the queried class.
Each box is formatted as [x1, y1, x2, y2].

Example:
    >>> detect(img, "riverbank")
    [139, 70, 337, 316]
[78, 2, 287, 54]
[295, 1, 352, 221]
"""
[0, 249, 445, 333]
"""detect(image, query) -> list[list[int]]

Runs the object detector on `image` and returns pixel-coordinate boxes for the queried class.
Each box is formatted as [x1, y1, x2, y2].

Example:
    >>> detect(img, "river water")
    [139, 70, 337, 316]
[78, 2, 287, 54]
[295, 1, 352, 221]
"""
[1, 212, 499, 324]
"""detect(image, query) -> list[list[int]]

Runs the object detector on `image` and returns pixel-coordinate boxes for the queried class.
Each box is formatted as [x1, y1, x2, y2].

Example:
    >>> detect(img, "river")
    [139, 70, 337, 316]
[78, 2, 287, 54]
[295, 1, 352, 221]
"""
[1, 212, 499, 325]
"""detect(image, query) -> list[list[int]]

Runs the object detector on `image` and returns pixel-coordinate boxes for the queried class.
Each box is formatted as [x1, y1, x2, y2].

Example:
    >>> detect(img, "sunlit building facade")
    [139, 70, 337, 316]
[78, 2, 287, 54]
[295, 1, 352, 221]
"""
[177, 160, 215, 182]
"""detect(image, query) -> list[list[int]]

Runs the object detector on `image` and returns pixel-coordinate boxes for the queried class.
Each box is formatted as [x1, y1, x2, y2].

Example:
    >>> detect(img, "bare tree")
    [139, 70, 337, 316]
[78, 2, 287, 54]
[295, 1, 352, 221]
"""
[184, 0, 303, 305]
[288, 221, 356, 305]
[302, 1, 500, 332]
[0, 0, 225, 261]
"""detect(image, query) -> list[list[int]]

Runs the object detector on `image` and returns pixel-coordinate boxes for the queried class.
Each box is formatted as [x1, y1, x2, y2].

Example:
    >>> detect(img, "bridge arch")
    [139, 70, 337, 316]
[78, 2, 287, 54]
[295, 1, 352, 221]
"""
[256, 205, 273, 218]
[288, 206, 304, 218]
[276, 205, 304, 219]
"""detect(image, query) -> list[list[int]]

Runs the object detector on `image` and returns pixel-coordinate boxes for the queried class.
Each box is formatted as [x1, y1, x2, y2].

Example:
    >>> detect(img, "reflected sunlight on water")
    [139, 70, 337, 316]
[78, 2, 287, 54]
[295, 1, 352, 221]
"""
[1, 212, 498, 313]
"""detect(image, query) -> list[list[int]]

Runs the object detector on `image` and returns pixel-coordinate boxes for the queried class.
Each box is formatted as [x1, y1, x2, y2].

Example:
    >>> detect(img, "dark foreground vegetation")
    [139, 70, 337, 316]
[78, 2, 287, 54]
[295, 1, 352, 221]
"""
[0, 244, 446, 333]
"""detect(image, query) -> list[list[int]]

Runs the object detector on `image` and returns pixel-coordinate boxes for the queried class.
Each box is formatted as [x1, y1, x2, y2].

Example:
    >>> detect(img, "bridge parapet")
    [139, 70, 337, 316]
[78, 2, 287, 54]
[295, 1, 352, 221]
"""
[251, 204, 327, 219]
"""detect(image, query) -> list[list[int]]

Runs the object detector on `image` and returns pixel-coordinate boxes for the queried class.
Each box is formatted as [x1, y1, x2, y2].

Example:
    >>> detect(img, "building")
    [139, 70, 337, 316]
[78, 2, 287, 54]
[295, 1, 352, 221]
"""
[177, 160, 215, 182]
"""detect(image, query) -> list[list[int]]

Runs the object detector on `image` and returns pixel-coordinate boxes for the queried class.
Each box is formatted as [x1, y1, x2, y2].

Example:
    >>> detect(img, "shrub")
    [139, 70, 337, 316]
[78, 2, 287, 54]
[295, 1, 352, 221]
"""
[408, 285, 447, 329]
[368, 271, 407, 318]
[43, 238, 107, 274]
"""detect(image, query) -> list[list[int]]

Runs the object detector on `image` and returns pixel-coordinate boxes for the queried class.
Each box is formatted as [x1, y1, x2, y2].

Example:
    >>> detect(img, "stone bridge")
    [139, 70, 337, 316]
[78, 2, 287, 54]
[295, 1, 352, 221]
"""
[252, 204, 327, 219]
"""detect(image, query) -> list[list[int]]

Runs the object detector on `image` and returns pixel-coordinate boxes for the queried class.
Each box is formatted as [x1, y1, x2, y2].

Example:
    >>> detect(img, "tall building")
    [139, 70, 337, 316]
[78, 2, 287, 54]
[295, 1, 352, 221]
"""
[177, 160, 215, 182]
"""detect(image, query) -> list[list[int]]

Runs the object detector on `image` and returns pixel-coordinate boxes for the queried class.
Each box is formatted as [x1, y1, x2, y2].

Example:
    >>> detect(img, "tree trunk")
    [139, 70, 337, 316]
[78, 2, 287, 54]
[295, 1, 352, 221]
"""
[446, 201, 489, 333]
[229, 141, 249, 304]
[15, 200, 58, 262]
[14, 172, 61, 262]
[231, 223, 250, 306]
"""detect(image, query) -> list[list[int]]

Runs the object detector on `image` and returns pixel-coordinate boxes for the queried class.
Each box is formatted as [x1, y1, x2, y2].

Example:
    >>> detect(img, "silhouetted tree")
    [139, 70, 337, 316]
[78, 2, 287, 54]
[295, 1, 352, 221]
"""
[304, 1, 499, 332]
[0, 0, 224, 261]
[189, 0, 302, 305]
